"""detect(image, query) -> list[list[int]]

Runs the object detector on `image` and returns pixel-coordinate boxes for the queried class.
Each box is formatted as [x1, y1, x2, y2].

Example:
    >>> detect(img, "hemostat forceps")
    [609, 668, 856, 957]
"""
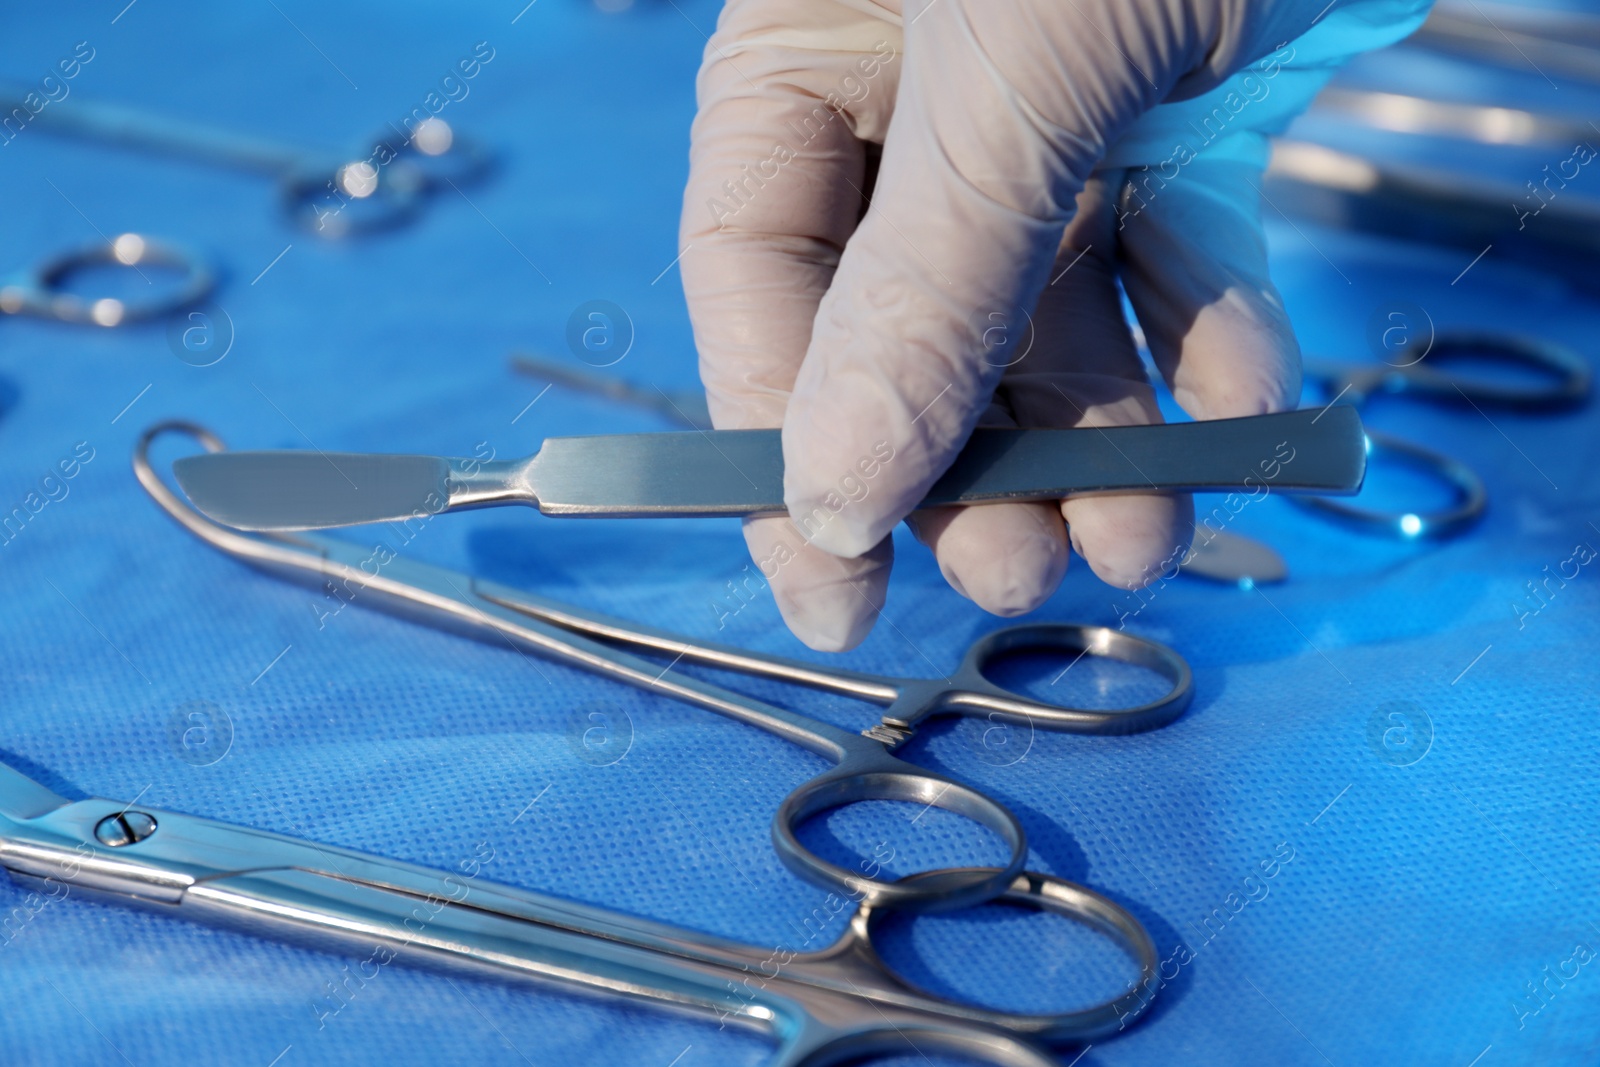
[138, 421, 1192, 918]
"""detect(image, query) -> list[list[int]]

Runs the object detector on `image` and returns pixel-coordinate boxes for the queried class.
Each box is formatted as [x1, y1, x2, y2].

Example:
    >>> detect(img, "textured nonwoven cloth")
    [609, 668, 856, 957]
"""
[0, 3, 1596, 1065]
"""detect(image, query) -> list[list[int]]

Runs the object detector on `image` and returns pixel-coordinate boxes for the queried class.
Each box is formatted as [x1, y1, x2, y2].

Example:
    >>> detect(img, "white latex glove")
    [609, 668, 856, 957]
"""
[681, 0, 1432, 651]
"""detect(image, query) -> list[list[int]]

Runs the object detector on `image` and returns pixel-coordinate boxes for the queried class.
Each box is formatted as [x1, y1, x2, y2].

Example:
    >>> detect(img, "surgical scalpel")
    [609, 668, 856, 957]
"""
[171, 406, 1368, 531]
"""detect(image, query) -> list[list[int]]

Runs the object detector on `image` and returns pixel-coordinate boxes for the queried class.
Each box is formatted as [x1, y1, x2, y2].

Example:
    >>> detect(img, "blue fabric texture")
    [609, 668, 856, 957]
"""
[1, 3, 1597, 1065]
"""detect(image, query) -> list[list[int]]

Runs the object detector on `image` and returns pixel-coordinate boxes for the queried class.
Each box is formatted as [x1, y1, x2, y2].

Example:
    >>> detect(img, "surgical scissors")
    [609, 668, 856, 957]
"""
[137, 421, 1192, 916]
[0, 758, 1157, 1060]
[1296, 331, 1589, 538]
[1, 232, 214, 327]
[1270, 71, 1600, 284]
[1, 84, 493, 237]
[1309, 86, 1600, 150]
[1411, 1, 1600, 86]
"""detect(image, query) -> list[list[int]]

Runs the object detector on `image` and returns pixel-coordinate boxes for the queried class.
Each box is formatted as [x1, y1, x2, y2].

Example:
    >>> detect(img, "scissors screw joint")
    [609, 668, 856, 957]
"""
[94, 811, 158, 847]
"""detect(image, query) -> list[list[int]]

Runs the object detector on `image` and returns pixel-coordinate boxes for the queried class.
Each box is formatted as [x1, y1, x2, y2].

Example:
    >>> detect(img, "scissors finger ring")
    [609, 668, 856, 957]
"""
[1, 233, 215, 327]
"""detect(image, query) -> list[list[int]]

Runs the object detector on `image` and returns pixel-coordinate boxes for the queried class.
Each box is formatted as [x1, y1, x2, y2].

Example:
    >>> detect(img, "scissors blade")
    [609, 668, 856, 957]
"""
[173, 408, 1366, 529]
[0, 762, 72, 823]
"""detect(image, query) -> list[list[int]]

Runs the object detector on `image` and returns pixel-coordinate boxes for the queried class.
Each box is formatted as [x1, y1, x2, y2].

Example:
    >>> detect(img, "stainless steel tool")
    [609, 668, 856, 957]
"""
[1, 83, 493, 236]
[1, 232, 214, 327]
[1295, 332, 1589, 538]
[0, 756, 1157, 1062]
[170, 406, 1368, 531]
[506, 352, 1294, 585]
[1411, 1, 1600, 85]
[142, 421, 1197, 916]
[510, 350, 713, 428]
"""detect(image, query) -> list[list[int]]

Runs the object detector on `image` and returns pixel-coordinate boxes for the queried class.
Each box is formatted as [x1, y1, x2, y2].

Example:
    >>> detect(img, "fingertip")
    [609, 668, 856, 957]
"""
[791, 507, 899, 562]
[782, 414, 931, 561]
[773, 577, 884, 653]
[1062, 491, 1194, 592]
[1166, 287, 1301, 422]
[742, 515, 892, 653]
[911, 503, 1069, 617]
[1116, 159, 1303, 424]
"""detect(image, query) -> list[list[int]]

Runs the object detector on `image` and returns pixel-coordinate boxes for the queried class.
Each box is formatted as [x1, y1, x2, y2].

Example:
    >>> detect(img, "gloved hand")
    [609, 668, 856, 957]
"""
[681, 0, 1432, 651]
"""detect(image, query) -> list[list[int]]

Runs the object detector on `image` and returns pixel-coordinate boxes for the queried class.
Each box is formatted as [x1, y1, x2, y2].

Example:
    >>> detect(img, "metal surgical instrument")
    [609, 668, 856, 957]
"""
[170, 406, 1368, 530]
[1410, 1, 1600, 86]
[1270, 86, 1600, 280]
[1295, 331, 1589, 538]
[510, 350, 713, 428]
[0, 85, 493, 237]
[0, 757, 1158, 1061]
[1, 232, 214, 327]
[1309, 86, 1600, 149]
[139, 421, 1194, 916]
[510, 354, 1293, 587]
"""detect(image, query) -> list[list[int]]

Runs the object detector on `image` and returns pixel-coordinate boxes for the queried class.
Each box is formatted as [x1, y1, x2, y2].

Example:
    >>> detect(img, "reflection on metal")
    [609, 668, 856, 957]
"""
[1264, 139, 1600, 276]
[1312, 86, 1597, 149]
[1180, 530, 1289, 586]
[1293, 429, 1488, 540]
[0, 233, 214, 327]
[1292, 333, 1588, 539]
[140, 420, 1197, 919]
[0, 749, 1159, 1061]
[169, 407, 1369, 528]
[1412, 1, 1600, 85]
[510, 351, 712, 428]
[0, 84, 494, 237]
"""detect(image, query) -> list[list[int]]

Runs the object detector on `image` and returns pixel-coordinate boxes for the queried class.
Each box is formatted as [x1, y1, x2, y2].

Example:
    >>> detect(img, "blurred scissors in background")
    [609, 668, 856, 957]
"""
[1410, 0, 1600, 85]
[1269, 31, 1600, 282]
[0, 84, 493, 237]
[1270, 99, 1600, 278]
[1, 232, 213, 327]
[138, 421, 1192, 917]
[0, 752, 1156, 1059]
[1295, 331, 1589, 538]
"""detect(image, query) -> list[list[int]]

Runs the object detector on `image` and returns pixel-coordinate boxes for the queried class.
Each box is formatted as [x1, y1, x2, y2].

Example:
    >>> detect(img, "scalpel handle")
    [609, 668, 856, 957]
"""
[526, 407, 1367, 517]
